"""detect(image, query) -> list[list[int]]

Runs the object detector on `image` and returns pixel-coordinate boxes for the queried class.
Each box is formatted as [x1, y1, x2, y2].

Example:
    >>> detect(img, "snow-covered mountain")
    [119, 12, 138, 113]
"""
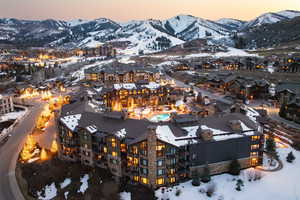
[216, 18, 246, 31]
[277, 10, 300, 19]
[105, 19, 184, 54]
[0, 9, 299, 51]
[242, 10, 300, 30]
[163, 15, 230, 41]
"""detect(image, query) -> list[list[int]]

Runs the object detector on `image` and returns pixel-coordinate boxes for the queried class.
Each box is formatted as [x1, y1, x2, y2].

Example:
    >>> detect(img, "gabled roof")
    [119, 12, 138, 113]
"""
[276, 82, 300, 95]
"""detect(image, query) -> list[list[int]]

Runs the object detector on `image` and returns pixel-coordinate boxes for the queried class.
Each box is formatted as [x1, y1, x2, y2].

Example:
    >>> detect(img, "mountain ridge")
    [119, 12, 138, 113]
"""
[0, 9, 299, 52]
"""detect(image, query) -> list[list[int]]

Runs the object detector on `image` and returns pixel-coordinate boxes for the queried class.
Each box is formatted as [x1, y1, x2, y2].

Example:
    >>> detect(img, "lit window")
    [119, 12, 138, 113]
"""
[133, 176, 139, 182]
[251, 144, 259, 150]
[250, 152, 258, 157]
[112, 151, 118, 157]
[156, 178, 164, 185]
[251, 157, 258, 166]
[156, 144, 165, 151]
[112, 142, 116, 148]
[132, 146, 138, 154]
[68, 131, 73, 137]
[121, 144, 126, 152]
[103, 147, 107, 153]
[169, 177, 176, 183]
[252, 136, 260, 141]
[169, 169, 175, 175]
[141, 177, 148, 184]
[133, 158, 139, 165]
[84, 144, 88, 149]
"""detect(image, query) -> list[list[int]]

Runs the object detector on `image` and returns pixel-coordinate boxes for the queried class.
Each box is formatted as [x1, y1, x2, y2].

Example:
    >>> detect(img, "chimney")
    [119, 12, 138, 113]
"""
[201, 129, 213, 141]
[229, 120, 242, 132]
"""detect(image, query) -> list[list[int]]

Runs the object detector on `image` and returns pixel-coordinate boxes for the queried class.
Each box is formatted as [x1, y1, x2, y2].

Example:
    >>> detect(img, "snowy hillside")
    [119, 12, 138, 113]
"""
[0, 10, 300, 50]
[67, 19, 90, 27]
[114, 20, 184, 55]
[242, 11, 293, 29]
[216, 18, 245, 30]
[163, 15, 230, 41]
[277, 10, 300, 19]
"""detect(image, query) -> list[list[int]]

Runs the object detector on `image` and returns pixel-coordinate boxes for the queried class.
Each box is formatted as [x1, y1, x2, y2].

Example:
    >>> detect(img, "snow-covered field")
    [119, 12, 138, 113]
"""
[119, 56, 136, 64]
[0, 110, 26, 122]
[37, 174, 90, 200]
[155, 145, 300, 200]
[184, 48, 259, 59]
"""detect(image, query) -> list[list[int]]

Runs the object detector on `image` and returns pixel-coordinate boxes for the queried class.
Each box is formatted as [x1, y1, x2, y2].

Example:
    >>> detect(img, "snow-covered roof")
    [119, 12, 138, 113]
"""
[86, 125, 97, 133]
[240, 121, 256, 136]
[60, 114, 82, 131]
[142, 82, 160, 90]
[156, 125, 199, 147]
[115, 128, 127, 138]
[200, 125, 242, 141]
[175, 99, 185, 107]
[114, 83, 136, 90]
[246, 106, 260, 123]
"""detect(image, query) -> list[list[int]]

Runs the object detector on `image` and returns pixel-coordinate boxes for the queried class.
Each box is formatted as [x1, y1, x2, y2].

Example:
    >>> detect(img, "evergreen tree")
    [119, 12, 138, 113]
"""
[236, 179, 244, 191]
[201, 165, 211, 183]
[279, 104, 287, 118]
[191, 171, 200, 186]
[229, 159, 241, 176]
[286, 151, 296, 163]
[266, 137, 276, 154]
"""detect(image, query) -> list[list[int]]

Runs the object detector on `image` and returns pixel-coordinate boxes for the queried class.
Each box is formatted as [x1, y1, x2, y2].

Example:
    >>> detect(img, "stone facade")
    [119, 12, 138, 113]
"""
[0, 95, 14, 114]
[190, 158, 252, 177]
[147, 126, 157, 188]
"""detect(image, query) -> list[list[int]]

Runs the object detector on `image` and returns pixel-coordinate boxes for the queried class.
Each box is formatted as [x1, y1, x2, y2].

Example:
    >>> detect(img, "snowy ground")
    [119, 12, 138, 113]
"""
[0, 110, 26, 122]
[118, 56, 136, 64]
[120, 192, 131, 200]
[184, 48, 260, 59]
[37, 174, 90, 199]
[155, 145, 300, 200]
[78, 174, 89, 193]
[37, 183, 57, 200]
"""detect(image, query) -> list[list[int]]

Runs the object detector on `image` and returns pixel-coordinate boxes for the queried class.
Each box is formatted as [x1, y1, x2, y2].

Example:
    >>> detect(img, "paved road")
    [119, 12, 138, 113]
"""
[0, 100, 45, 200]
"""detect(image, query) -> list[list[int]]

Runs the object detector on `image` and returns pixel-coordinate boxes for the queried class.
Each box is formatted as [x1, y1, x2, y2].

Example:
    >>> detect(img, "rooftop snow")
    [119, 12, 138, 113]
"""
[115, 128, 127, 138]
[156, 125, 199, 147]
[86, 125, 98, 134]
[201, 125, 243, 141]
[60, 114, 82, 131]
[240, 121, 256, 136]
[114, 83, 137, 90]
[142, 82, 160, 90]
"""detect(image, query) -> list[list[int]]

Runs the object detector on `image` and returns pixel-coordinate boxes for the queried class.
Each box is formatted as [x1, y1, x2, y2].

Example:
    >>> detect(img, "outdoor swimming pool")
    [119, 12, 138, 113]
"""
[149, 113, 171, 122]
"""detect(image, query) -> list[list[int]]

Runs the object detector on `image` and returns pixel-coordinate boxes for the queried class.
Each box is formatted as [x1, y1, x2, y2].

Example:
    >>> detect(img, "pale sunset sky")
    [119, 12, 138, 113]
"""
[0, 0, 299, 22]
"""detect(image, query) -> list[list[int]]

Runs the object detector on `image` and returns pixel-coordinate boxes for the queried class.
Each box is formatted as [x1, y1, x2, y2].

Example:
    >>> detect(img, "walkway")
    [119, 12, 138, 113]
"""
[256, 152, 283, 172]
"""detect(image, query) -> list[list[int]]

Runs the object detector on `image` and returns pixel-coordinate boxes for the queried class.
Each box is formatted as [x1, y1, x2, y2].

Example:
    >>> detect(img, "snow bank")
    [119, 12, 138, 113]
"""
[38, 183, 57, 200]
[78, 174, 89, 193]
[120, 192, 131, 200]
[185, 48, 259, 59]
[0, 111, 26, 122]
[60, 178, 71, 189]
